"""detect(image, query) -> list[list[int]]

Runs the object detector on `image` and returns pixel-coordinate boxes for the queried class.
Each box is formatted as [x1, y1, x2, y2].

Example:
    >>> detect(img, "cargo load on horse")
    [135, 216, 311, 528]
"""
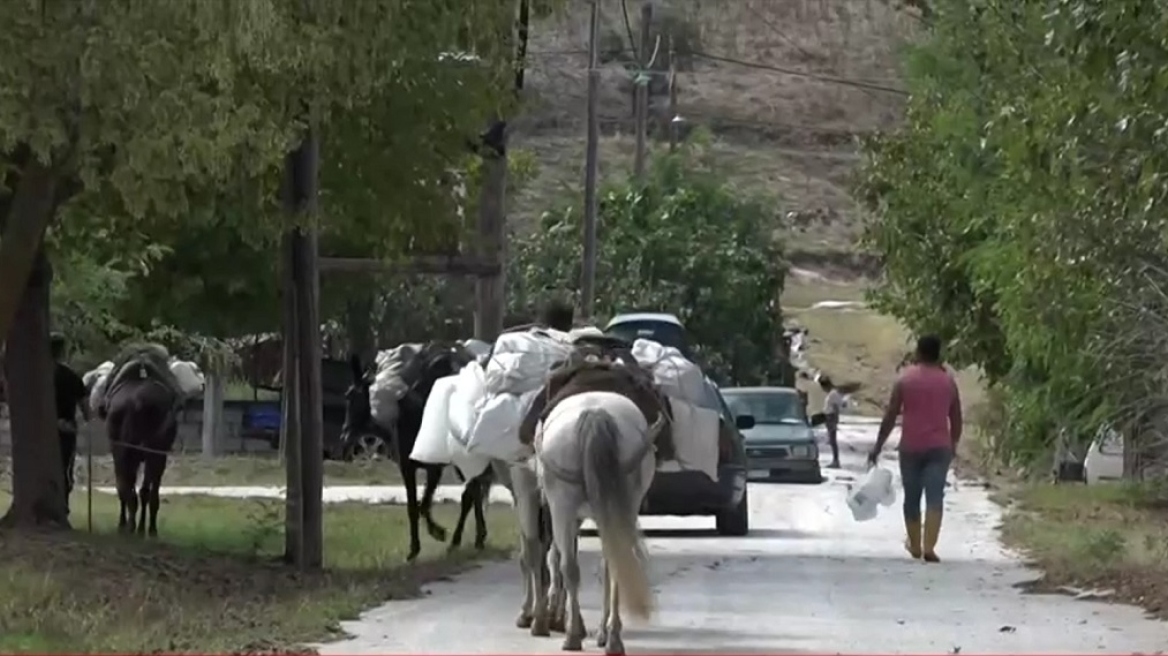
[86, 343, 205, 418]
[408, 325, 722, 481]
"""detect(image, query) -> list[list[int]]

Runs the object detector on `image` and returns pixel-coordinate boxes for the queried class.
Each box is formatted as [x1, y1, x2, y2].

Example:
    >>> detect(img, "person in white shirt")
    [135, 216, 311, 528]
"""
[820, 376, 844, 469]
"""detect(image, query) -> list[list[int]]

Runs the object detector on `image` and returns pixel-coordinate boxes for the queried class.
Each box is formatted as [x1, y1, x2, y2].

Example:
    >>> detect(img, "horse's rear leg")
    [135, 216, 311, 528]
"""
[401, 461, 423, 561]
[419, 464, 447, 542]
[111, 449, 134, 534]
[142, 454, 168, 538]
[449, 480, 476, 551]
[472, 475, 490, 549]
[125, 456, 143, 535]
[549, 497, 586, 651]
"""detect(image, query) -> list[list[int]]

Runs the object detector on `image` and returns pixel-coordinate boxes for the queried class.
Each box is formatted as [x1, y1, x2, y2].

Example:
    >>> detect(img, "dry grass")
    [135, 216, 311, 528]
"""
[0, 491, 517, 653]
[999, 481, 1168, 619]
[781, 278, 987, 417]
[514, 0, 917, 262]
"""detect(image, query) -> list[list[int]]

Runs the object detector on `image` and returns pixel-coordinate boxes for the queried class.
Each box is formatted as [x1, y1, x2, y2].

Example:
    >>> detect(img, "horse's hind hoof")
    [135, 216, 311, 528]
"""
[427, 524, 448, 542]
[405, 548, 421, 562]
[596, 629, 608, 648]
[549, 616, 566, 633]
[473, 538, 487, 550]
[531, 616, 551, 637]
[562, 635, 584, 651]
[516, 612, 534, 629]
[604, 636, 626, 656]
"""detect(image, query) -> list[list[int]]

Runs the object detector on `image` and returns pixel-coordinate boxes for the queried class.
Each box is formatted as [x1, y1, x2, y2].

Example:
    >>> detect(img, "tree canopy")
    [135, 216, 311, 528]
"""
[858, 0, 1168, 471]
[509, 140, 790, 385]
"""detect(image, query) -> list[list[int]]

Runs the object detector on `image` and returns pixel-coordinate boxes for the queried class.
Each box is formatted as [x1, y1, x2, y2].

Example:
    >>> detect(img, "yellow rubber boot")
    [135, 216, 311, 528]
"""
[922, 509, 943, 563]
[904, 518, 922, 559]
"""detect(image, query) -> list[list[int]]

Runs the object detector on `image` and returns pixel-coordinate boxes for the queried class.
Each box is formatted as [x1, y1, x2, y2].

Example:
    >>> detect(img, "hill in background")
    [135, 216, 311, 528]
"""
[511, 0, 918, 277]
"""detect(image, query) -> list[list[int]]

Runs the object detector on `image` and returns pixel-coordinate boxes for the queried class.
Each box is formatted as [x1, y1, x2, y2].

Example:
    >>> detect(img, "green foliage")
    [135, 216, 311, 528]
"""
[858, 0, 1168, 468]
[509, 145, 788, 384]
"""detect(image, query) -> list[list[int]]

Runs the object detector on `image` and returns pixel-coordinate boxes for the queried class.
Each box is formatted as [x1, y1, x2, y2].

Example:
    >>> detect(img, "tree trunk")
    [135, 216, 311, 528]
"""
[0, 159, 59, 344]
[2, 244, 70, 529]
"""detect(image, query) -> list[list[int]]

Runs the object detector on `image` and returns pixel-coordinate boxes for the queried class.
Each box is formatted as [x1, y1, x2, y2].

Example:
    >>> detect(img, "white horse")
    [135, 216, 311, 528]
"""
[537, 390, 662, 654]
[491, 460, 557, 635]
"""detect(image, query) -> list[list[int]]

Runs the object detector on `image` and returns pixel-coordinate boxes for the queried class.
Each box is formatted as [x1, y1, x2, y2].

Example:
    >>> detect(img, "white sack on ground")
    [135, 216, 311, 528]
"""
[370, 343, 425, 429]
[846, 466, 896, 522]
[410, 374, 459, 465]
[448, 361, 487, 445]
[665, 398, 721, 480]
[630, 339, 715, 409]
[465, 388, 541, 462]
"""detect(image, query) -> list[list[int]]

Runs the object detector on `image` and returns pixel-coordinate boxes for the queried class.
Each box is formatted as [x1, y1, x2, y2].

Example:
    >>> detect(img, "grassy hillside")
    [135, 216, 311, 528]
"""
[512, 0, 918, 273]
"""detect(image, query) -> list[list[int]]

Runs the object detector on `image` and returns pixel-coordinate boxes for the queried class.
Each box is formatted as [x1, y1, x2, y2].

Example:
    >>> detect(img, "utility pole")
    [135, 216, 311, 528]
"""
[633, 2, 653, 180]
[668, 36, 680, 153]
[475, 120, 508, 343]
[580, 0, 601, 319]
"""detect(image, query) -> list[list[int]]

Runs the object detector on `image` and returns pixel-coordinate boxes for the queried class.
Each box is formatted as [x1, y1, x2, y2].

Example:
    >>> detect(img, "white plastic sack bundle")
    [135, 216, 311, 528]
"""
[448, 361, 487, 445]
[460, 338, 492, 360]
[846, 466, 897, 522]
[665, 398, 721, 480]
[466, 388, 541, 462]
[83, 361, 114, 391]
[370, 343, 425, 429]
[169, 360, 205, 396]
[410, 374, 459, 464]
[630, 338, 712, 409]
[484, 330, 573, 396]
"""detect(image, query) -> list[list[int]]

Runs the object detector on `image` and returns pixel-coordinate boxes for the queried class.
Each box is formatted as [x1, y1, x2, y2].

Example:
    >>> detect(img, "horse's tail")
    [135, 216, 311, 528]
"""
[578, 407, 654, 621]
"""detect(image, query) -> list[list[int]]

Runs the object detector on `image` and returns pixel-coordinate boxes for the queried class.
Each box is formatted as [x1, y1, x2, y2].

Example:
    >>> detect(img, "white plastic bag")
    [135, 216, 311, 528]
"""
[410, 375, 459, 464]
[448, 361, 487, 445]
[846, 466, 896, 522]
[466, 389, 540, 462]
[170, 360, 205, 396]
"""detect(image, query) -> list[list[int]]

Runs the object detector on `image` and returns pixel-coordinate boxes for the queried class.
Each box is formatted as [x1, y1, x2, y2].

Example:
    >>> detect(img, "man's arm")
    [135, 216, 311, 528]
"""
[873, 381, 903, 454]
[949, 378, 963, 447]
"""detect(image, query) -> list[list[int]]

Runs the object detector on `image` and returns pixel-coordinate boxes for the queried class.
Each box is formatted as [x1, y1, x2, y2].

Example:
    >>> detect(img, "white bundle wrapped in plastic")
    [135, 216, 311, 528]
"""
[83, 361, 115, 391]
[630, 338, 715, 409]
[460, 338, 492, 360]
[369, 343, 425, 429]
[482, 329, 574, 396]
[169, 360, 205, 396]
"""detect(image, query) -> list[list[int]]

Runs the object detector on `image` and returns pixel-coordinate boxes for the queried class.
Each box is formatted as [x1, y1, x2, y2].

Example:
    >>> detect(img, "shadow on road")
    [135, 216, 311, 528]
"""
[583, 527, 821, 540]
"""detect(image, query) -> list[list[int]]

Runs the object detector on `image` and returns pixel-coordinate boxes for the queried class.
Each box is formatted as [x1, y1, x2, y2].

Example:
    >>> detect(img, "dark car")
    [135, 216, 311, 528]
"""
[604, 312, 754, 536]
[242, 358, 362, 459]
[723, 386, 823, 484]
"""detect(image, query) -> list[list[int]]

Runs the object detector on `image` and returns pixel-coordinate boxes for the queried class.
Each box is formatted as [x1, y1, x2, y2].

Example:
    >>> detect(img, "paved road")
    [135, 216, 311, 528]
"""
[315, 419, 1168, 655]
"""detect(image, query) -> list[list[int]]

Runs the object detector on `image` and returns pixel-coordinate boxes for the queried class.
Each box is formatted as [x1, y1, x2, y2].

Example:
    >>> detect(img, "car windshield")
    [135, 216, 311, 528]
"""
[723, 391, 805, 425]
[606, 320, 690, 356]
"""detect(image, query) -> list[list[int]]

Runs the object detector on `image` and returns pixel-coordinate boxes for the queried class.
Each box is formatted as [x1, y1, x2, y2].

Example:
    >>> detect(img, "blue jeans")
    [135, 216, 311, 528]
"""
[899, 447, 952, 522]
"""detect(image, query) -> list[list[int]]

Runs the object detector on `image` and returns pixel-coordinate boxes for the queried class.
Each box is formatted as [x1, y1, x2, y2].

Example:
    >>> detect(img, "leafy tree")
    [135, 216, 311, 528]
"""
[0, 0, 534, 527]
[509, 140, 789, 384]
[858, 0, 1168, 473]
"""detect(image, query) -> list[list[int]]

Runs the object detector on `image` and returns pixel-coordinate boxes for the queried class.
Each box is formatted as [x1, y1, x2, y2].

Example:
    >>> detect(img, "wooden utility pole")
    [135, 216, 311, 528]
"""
[474, 120, 508, 342]
[633, 2, 653, 180]
[668, 36, 680, 153]
[281, 128, 324, 570]
[580, 0, 601, 319]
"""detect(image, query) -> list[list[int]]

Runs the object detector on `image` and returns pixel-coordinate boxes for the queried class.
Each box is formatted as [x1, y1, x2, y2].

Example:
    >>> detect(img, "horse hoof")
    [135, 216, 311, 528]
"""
[596, 630, 608, 648]
[562, 636, 584, 652]
[604, 637, 626, 656]
[446, 543, 461, 555]
[473, 539, 487, 551]
[406, 548, 421, 562]
[531, 617, 551, 637]
[428, 525, 448, 542]
[549, 616, 566, 633]
[516, 612, 534, 629]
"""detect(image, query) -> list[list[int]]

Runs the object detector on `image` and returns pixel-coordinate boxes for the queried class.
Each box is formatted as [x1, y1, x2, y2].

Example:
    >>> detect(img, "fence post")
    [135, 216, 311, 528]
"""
[200, 373, 225, 458]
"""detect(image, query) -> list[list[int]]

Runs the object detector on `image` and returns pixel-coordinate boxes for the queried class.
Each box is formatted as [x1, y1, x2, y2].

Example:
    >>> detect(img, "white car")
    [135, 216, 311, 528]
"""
[1083, 427, 1124, 484]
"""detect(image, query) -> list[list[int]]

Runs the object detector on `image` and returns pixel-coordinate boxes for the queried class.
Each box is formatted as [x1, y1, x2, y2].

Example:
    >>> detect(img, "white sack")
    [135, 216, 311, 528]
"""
[663, 398, 720, 480]
[410, 374, 459, 465]
[83, 361, 114, 391]
[631, 338, 713, 409]
[846, 466, 896, 522]
[460, 338, 492, 360]
[448, 361, 487, 445]
[370, 343, 425, 429]
[87, 362, 117, 413]
[466, 389, 541, 462]
[169, 360, 205, 396]
[568, 326, 605, 341]
[450, 440, 491, 480]
[484, 330, 573, 395]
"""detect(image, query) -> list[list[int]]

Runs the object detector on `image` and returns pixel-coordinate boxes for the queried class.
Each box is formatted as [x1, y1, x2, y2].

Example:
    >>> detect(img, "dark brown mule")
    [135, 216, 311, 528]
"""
[104, 371, 180, 537]
[341, 344, 494, 561]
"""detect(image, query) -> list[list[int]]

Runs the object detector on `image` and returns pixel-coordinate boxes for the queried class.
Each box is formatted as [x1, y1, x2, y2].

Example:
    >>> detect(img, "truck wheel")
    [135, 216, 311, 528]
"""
[715, 486, 749, 536]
